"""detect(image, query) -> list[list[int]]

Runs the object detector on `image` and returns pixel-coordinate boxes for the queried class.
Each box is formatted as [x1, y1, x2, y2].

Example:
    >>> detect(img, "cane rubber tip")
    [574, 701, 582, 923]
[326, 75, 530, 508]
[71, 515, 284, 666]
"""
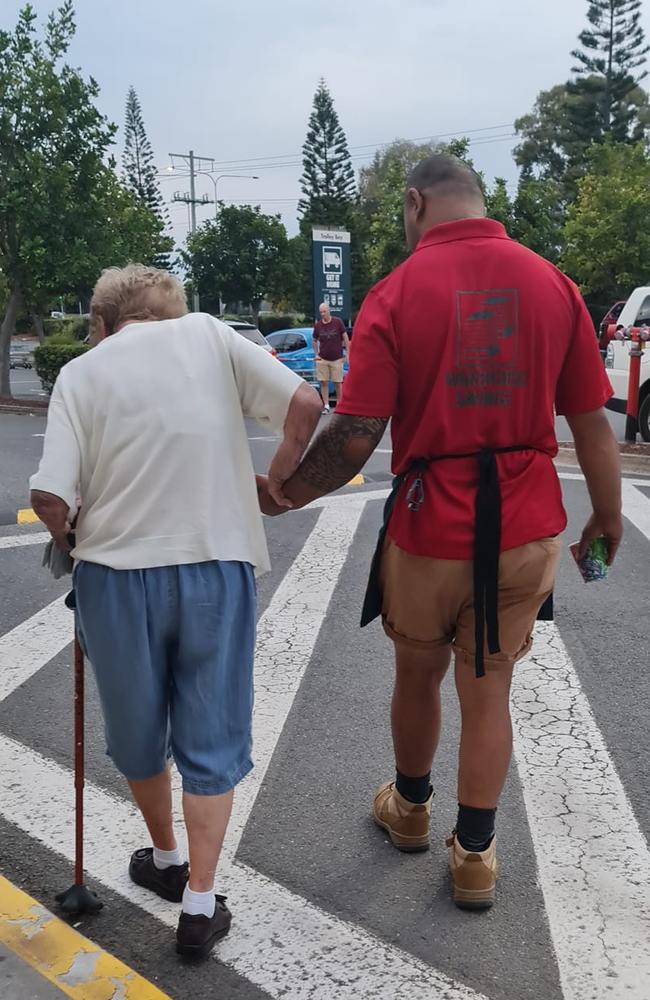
[55, 884, 103, 915]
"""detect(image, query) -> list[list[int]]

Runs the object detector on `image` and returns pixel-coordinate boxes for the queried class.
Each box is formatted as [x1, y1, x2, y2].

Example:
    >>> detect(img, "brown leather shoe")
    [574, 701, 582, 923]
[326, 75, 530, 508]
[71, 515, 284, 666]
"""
[176, 895, 232, 959]
[446, 832, 497, 909]
[129, 848, 188, 903]
[373, 782, 432, 852]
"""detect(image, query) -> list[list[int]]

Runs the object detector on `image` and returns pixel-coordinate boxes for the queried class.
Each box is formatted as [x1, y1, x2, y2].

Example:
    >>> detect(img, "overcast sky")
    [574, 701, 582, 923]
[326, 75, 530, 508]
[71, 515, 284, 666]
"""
[7, 0, 650, 247]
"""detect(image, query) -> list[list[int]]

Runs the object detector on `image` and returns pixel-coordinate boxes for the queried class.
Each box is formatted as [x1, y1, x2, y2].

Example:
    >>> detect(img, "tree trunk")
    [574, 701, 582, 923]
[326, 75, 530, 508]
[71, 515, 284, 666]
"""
[32, 313, 45, 345]
[0, 287, 22, 397]
[251, 300, 261, 329]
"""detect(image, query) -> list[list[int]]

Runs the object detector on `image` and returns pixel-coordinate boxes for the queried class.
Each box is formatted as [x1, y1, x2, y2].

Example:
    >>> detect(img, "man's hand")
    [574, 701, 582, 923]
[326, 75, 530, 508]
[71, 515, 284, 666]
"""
[30, 490, 73, 552]
[567, 408, 622, 567]
[578, 512, 623, 565]
[255, 475, 289, 517]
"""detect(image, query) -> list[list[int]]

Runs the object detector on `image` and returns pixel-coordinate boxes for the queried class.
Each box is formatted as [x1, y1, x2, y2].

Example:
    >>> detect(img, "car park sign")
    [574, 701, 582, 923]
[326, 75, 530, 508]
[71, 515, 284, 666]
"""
[311, 228, 351, 324]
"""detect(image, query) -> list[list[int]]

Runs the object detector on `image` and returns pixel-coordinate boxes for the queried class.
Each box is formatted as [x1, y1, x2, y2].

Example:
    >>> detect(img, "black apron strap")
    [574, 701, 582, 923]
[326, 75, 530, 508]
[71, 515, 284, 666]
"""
[473, 449, 503, 679]
[537, 592, 553, 620]
[360, 448, 555, 680]
[360, 474, 405, 628]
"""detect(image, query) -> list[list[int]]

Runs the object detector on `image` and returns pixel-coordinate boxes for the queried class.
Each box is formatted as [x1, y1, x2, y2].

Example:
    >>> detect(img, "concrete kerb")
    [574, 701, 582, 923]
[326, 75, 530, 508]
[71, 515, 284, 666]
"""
[556, 441, 650, 477]
[0, 874, 171, 1000]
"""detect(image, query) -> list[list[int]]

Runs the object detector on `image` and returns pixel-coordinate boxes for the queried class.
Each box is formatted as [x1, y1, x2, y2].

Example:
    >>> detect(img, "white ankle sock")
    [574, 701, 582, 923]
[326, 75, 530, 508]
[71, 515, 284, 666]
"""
[182, 885, 215, 918]
[153, 845, 183, 870]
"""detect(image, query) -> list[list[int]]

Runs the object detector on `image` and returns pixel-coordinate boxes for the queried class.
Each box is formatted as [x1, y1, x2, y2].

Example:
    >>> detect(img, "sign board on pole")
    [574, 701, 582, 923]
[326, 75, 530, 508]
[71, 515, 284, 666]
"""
[311, 228, 351, 324]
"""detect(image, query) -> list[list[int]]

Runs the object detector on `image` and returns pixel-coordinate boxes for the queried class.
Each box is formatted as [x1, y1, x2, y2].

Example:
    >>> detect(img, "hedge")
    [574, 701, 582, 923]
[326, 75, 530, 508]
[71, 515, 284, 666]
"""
[258, 314, 306, 336]
[43, 316, 89, 341]
[34, 342, 88, 395]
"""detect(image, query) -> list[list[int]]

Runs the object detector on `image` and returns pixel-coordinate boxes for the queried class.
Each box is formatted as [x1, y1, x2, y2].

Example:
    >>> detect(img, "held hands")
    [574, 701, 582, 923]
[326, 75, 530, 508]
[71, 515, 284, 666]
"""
[578, 511, 623, 565]
[267, 439, 306, 510]
[256, 475, 290, 517]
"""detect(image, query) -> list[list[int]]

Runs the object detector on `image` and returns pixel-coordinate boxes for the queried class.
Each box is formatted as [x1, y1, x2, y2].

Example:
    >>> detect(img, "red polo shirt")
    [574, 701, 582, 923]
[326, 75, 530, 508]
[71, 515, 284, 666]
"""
[337, 218, 613, 560]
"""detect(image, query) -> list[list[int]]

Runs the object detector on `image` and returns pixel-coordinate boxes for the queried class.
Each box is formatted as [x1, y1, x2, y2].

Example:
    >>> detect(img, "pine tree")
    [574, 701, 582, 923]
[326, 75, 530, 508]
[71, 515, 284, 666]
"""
[571, 0, 649, 136]
[298, 79, 356, 226]
[122, 86, 171, 266]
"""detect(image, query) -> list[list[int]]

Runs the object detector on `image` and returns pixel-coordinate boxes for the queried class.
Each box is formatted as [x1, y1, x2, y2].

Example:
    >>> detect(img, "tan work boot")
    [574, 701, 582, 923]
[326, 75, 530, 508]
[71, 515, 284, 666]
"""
[373, 782, 432, 852]
[446, 831, 497, 910]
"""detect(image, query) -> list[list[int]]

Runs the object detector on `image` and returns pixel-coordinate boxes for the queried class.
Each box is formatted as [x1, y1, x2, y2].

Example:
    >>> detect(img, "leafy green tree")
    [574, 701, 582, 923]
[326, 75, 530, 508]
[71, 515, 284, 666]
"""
[364, 137, 475, 283]
[512, 177, 564, 263]
[572, 0, 649, 135]
[561, 142, 650, 302]
[0, 4, 171, 396]
[515, 2, 650, 201]
[0, 3, 109, 393]
[359, 140, 439, 224]
[185, 204, 290, 325]
[90, 168, 172, 282]
[366, 157, 411, 283]
[485, 178, 515, 231]
[122, 85, 171, 267]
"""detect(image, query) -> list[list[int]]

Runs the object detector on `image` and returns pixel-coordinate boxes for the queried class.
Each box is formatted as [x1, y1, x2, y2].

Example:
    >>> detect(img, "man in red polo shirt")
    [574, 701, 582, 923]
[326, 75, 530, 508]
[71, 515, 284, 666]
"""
[267, 155, 622, 910]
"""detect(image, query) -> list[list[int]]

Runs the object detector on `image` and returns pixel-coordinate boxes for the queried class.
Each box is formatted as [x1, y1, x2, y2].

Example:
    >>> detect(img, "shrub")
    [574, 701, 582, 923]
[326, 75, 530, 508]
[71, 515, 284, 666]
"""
[258, 314, 303, 336]
[34, 342, 88, 395]
[42, 316, 89, 341]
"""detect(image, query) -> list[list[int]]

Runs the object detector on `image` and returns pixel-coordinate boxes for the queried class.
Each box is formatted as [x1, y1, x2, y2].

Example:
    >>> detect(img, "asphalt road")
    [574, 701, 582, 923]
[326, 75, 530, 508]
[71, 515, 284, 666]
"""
[7, 365, 48, 400]
[0, 405, 629, 525]
[1, 465, 650, 999]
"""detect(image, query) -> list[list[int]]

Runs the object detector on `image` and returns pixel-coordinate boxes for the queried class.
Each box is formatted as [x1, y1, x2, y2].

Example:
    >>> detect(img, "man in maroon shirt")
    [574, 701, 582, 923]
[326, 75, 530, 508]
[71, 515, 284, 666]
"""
[266, 155, 622, 912]
[313, 302, 349, 413]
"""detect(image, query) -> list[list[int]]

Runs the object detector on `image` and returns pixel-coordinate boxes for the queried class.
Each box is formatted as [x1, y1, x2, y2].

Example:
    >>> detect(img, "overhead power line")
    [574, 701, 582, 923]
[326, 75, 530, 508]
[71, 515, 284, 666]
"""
[156, 122, 518, 181]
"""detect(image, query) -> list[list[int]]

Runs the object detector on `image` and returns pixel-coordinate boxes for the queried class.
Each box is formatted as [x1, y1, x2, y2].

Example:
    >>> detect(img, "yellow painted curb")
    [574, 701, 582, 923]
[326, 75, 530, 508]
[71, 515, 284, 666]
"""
[0, 875, 171, 999]
[346, 474, 365, 487]
[17, 507, 39, 524]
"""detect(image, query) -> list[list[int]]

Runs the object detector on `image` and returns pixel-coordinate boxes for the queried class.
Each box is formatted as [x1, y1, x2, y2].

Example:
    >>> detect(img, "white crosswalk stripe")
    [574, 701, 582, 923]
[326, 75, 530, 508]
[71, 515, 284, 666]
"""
[0, 478, 649, 999]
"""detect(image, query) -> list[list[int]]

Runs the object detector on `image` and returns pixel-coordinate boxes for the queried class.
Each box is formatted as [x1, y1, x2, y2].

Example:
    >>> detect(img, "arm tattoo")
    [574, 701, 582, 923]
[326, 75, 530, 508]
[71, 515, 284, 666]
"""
[296, 414, 388, 493]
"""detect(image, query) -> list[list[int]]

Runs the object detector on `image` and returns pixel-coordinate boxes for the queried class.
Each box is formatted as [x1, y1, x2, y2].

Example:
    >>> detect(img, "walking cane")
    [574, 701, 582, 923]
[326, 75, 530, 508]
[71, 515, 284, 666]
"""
[55, 629, 103, 915]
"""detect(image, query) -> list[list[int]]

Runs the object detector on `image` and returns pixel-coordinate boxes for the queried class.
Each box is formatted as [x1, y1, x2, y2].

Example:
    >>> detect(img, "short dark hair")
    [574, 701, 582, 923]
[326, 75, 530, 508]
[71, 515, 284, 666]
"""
[406, 154, 485, 203]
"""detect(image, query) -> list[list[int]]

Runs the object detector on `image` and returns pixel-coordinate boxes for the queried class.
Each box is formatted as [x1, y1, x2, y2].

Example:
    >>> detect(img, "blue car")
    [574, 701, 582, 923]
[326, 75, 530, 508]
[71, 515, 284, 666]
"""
[266, 327, 349, 398]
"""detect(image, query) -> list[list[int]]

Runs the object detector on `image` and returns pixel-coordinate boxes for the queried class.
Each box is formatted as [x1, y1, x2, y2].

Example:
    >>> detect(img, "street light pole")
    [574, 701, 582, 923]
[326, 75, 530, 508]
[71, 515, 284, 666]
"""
[168, 149, 215, 313]
[194, 173, 259, 219]
[188, 151, 199, 311]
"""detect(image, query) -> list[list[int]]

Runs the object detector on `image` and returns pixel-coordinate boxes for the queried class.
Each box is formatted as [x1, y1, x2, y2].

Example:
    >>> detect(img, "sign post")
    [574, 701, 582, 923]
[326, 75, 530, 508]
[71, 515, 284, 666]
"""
[311, 228, 351, 325]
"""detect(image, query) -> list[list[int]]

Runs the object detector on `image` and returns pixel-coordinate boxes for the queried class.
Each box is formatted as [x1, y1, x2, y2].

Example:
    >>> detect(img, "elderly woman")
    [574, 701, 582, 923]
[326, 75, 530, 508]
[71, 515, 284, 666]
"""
[30, 264, 321, 958]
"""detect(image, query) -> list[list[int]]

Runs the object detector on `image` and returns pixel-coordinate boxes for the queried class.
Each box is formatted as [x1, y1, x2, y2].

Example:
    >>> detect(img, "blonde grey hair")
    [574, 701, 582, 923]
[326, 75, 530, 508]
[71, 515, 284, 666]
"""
[90, 264, 188, 336]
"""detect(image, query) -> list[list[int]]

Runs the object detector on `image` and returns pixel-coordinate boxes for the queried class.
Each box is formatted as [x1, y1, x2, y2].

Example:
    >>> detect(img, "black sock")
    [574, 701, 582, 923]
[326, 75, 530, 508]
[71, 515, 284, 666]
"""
[456, 804, 496, 853]
[395, 769, 431, 804]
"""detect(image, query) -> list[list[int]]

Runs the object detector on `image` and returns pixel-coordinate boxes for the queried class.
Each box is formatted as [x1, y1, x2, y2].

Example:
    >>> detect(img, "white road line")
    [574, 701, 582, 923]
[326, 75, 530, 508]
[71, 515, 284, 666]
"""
[2, 478, 650, 998]
[0, 532, 49, 550]
[0, 474, 648, 553]
[512, 623, 650, 999]
[225, 501, 365, 856]
[0, 597, 71, 702]
[622, 480, 650, 543]
[0, 501, 488, 1000]
[0, 735, 487, 1000]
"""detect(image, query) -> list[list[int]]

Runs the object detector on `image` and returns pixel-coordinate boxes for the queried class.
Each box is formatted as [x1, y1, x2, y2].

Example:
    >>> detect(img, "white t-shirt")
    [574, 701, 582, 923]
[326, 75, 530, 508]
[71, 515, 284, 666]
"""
[30, 314, 303, 574]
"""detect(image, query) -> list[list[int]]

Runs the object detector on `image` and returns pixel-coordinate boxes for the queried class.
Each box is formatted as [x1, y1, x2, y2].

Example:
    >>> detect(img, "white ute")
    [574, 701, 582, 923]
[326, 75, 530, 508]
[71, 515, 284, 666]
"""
[604, 286, 650, 441]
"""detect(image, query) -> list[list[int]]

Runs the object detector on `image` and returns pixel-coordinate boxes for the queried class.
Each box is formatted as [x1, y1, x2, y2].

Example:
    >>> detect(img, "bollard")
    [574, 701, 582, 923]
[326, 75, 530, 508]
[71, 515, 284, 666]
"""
[625, 327, 645, 442]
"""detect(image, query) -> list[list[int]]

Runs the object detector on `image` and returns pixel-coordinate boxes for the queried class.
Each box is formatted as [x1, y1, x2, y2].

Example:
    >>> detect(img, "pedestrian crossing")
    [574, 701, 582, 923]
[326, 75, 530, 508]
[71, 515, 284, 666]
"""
[0, 476, 649, 1000]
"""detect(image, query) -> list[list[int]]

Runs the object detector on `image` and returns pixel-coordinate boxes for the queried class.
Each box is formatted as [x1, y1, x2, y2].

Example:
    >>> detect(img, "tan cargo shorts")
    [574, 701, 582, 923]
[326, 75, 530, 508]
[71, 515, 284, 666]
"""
[315, 358, 344, 383]
[380, 535, 561, 668]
